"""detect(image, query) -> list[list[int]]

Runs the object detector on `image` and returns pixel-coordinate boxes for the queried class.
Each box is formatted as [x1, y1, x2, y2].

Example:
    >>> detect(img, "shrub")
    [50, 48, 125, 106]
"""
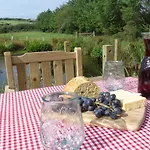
[0, 41, 25, 53]
[0, 44, 8, 54]
[51, 39, 58, 50]
[0, 25, 8, 33]
[81, 38, 96, 55]
[119, 39, 144, 76]
[83, 55, 102, 77]
[26, 41, 52, 52]
[6, 43, 16, 51]
[11, 41, 25, 51]
[90, 46, 102, 58]
[0, 24, 36, 33]
[56, 42, 64, 50]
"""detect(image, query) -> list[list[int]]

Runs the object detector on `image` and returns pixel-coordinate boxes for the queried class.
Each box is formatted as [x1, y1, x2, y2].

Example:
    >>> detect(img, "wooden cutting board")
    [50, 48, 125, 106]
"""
[82, 106, 146, 131]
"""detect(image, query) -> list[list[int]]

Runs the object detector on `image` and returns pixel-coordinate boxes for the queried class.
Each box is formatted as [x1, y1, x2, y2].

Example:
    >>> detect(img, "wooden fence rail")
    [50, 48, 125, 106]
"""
[75, 31, 95, 38]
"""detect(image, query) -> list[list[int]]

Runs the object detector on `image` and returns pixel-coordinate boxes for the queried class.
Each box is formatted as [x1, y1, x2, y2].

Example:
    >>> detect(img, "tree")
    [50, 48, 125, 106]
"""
[36, 9, 55, 32]
[121, 0, 150, 39]
[140, 0, 150, 31]
[99, 0, 123, 34]
[35, 0, 150, 35]
[54, 4, 78, 33]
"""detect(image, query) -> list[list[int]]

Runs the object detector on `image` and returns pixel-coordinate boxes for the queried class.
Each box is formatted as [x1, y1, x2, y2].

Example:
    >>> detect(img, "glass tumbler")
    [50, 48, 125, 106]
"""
[40, 92, 85, 150]
[103, 61, 125, 91]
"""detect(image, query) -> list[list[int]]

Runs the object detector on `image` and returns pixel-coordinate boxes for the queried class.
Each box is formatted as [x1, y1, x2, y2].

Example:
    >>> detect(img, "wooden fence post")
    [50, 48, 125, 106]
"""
[114, 39, 120, 61]
[93, 31, 95, 36]
[64, 41, 71, 52]
[75, 32, 78, 39]
[4, 52, 15, 89]
[102, 45, 114, 74]
[11, 35, 14, 41]
[26, 36, 29, 41]
[74, 47, 83, 76]
[42, 37, 45, 41]
[64, 41, 75, 82]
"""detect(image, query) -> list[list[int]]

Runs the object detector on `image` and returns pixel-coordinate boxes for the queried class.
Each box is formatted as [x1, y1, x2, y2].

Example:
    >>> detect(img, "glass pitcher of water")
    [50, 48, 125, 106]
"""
[40, 92, 85, 150]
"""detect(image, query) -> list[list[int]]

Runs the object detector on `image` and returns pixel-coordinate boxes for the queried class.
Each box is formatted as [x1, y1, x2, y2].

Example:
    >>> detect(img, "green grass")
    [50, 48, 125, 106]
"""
[0, 20, 32, 25]
[0, 31, 75, 42]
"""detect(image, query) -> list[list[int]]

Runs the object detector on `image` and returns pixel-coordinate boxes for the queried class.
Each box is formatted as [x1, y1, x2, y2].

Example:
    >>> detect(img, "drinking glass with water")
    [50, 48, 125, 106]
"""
[40, 92, 85, 150]
[103, 61, 125, 91]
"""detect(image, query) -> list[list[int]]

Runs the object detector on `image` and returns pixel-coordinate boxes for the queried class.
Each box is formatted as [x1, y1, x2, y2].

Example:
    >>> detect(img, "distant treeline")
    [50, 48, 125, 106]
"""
[0, 17, 36, 33]
[0, 18, 34, 22]
[35, 0, 150, 39]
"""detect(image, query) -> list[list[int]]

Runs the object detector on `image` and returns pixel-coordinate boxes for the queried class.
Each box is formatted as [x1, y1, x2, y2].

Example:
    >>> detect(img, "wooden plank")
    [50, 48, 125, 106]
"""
[64, 41, 74, 83]
[16, 63, 27, 91]
[41, 62, 52, 87]
[114, 39, 121, 61]
[12, 51, 76, 64]
[102, 45, 114, 74]
[74, 47, 83, 76]
[53, 60, 63, 85]
[64, 41, 71, 52]
[4, 52, 15, 89]
[29, 62, 40, 89]
[82, 106, 146, 131]
[65, 60, 74, 83]
[5, 85, 15, 93]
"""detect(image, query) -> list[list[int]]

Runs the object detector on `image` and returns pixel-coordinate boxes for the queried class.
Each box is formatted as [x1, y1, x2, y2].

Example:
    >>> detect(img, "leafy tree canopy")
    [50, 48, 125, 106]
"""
[35, 0, 150, 37]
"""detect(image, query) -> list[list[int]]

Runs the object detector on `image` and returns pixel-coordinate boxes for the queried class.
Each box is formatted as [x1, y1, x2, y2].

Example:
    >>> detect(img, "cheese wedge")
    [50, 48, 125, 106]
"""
[111, 90, 146, 111]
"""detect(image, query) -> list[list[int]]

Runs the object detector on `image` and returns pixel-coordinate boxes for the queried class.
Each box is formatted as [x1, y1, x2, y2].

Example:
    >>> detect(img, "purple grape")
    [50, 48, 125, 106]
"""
[93, 108, 99, 113]
[110, 94, 116, 100]
[86, 98, 94, 106]
[79, 99, 84, 106]
[79, 92, 122, 120]
[105, 96, 111, 102]
[91, 98, 96, 102]
[104, 109, 111, 116]
[102, 100, 109, 106]
[99, 92, 106, 96]
[99, 108, 105, 115]
[98, 96, 104, 103]
[109, 112, 117, 119]
[105, 92, 110, 97]
[112, 99, 121, 107]
[88, 105, 96, 111]
[114, 107, 122, 114]
[82, 102, 88, 111]
[94, 109, 103, 118]
[81, 96, 88, 101]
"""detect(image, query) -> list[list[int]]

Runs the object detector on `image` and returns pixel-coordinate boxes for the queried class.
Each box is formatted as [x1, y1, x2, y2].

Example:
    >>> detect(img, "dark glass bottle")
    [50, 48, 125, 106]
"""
[138, 33, 150, 99]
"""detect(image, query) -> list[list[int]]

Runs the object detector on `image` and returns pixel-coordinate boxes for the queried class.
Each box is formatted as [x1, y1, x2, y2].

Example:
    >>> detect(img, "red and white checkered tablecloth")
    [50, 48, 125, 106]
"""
[0, 77, 150, 150]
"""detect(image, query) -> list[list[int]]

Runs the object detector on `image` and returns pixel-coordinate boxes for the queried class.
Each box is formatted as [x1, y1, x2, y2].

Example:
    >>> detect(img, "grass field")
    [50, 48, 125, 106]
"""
[0, 31, 75, 43]
[0, 19, 33, 25]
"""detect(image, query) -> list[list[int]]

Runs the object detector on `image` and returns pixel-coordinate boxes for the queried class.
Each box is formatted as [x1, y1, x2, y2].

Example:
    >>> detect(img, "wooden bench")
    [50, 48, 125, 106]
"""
[4, 47, 83, 92]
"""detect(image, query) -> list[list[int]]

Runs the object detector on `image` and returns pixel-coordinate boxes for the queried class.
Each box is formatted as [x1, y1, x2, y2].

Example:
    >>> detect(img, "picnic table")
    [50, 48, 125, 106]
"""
[0, 77, 150, 150]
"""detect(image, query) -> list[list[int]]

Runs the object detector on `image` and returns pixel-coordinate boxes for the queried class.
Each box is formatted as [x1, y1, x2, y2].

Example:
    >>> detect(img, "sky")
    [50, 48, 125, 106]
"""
[0, 0, 69, 19]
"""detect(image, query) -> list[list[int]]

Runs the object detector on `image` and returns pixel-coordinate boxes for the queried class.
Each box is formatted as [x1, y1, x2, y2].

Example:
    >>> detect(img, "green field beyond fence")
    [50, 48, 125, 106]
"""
[0, 20, 32, 25]
[0, 31, 75, 43]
